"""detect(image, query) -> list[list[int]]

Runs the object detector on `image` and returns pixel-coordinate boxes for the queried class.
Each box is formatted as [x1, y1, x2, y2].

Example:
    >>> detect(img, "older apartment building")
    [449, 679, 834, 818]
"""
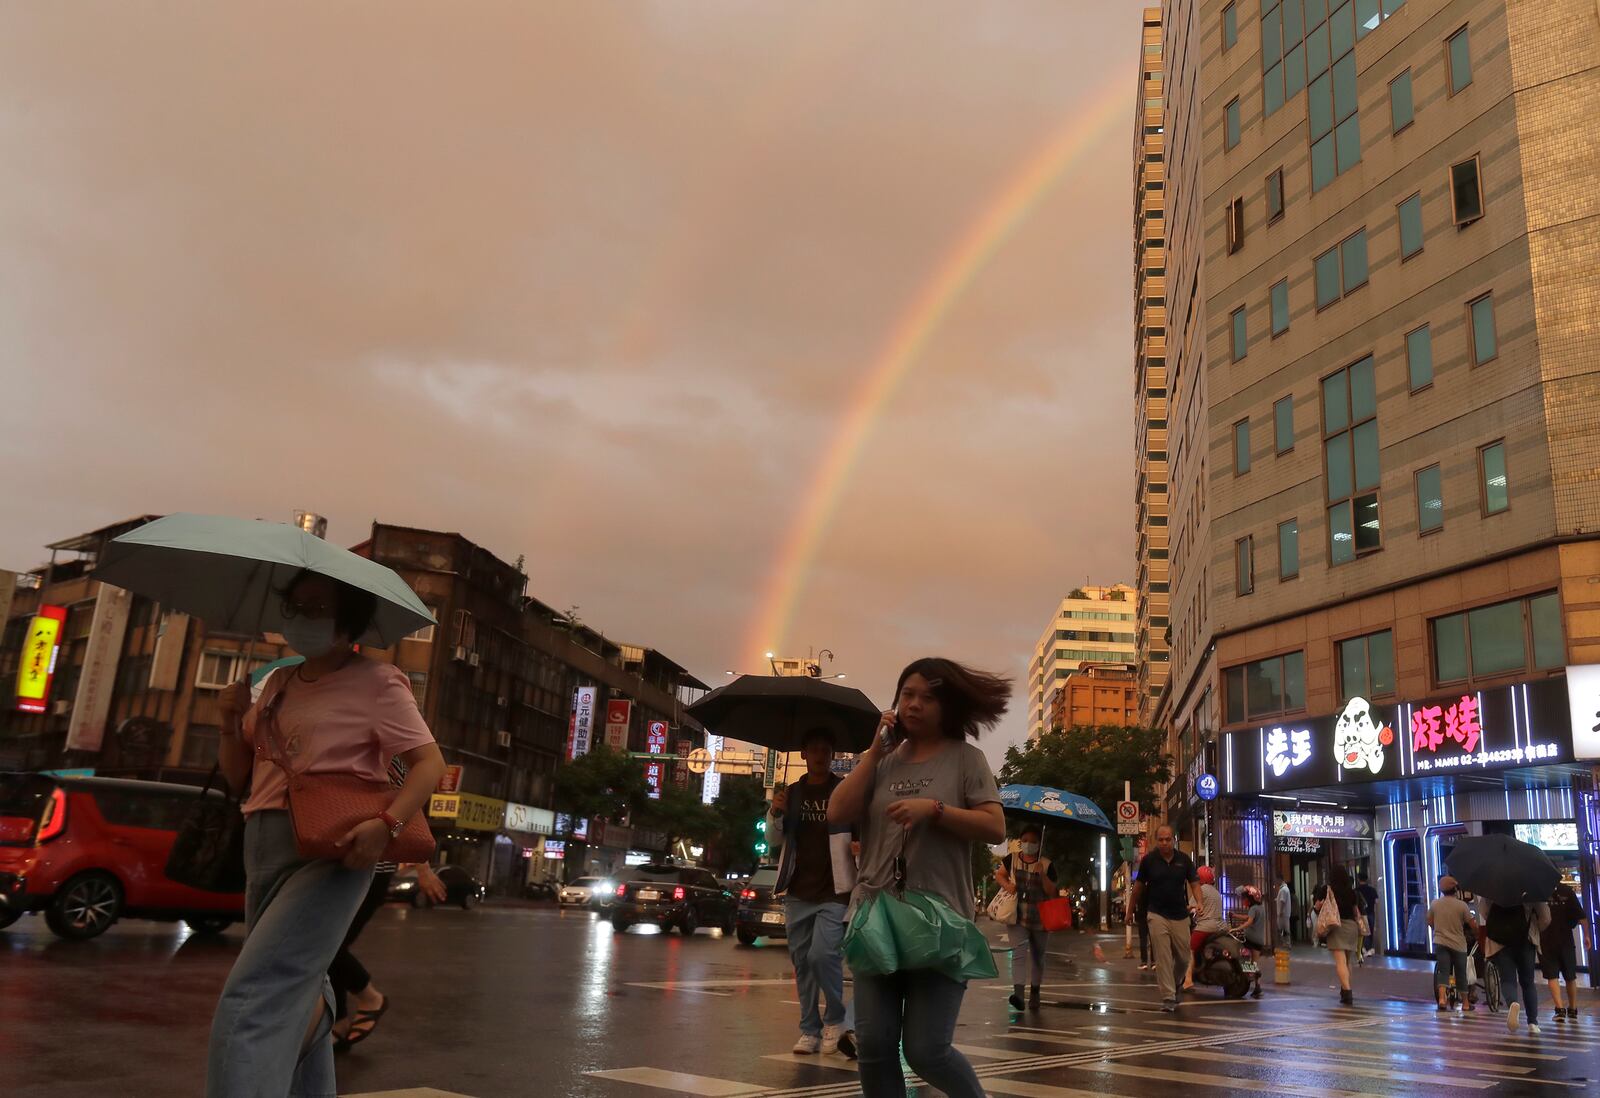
[1027, 584, 1138, 741]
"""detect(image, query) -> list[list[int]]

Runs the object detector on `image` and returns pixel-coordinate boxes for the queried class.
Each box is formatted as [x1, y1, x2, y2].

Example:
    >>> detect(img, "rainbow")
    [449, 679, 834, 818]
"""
[744, 80, 1132, 666]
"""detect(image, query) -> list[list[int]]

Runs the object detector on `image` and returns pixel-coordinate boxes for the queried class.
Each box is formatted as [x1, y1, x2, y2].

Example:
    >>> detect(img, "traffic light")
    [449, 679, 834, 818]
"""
[753, 817, 769, 857]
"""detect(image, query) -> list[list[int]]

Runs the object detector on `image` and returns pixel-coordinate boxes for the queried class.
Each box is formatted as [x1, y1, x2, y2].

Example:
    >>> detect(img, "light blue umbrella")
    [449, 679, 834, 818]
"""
[998, 784, 1113, 831]
[93, 513, 435, 647]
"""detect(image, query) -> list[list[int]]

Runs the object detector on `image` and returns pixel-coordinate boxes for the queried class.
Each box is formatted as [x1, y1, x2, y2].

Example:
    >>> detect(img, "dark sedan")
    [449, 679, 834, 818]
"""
[735, 866, 785, 945]
[387, 864, 485, 909]
[611, 864, 736, 935]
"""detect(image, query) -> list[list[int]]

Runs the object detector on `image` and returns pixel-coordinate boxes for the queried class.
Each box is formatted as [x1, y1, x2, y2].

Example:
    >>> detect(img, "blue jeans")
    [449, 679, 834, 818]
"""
[854, 969, 983, 1098]
[1492, 942, 1540, 1024]
[206, 812, 375, 1098]
[1433, 945, 1469, 992]
[785, 898, 850, 1035]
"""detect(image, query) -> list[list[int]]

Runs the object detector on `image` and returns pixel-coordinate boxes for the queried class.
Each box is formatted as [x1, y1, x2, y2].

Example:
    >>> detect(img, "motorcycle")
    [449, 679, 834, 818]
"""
[1192, 928, 1263, 999]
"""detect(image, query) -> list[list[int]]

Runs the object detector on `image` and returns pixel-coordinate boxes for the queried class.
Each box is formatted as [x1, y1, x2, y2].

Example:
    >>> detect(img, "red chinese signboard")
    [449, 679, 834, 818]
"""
[1410, 695, 1482, 755]
[645, 760, 664, 799]
[647, 720, 669, 754]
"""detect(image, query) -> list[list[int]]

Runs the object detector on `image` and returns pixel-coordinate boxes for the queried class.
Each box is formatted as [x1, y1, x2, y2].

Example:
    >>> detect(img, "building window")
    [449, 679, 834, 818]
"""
[195, 651, 262, 690]
[1416, 463, 1443, 533]
[1322, 354, 1380, 564]
[1432, 592, 1562, 686]
[407, 671, 429, 707]
[1226, 97, 1242, 150]
[1227, 196, 1245, 254]
[1224, 651, 1306, 724]
[1390, 69, 1414, 133]
[1278, 519, 1300, 579]
[1338, 629, 1395, 701]
[1231, 306, 1248, 362]
[1234, 418, 1252, 475]
[1309, 15, 1362, 192]
[1398, 193, 1424, 259]
[1270, 279, 1290, 336]
[1406, 324, 1433, 391]
[1315, 228, 1368, 309]
[1479, 440, 1509, 515]
[1266, 168, 1285, 223]
[1468, 293, 1497, 365]
[1451, 156, 1484, 225]
[1274, 394, 1294, 453]
[1447, 25, 1473, 95]
[1236, 536, 1254, 595]
[1223, 1, 1239, 50]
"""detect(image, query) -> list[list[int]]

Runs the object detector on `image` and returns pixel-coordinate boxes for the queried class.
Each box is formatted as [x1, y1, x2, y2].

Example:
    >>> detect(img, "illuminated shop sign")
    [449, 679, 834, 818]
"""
[1272, 810, 1374, 840]
[1514, 822, 1578, 851]
[15, 605, 66, 713]
[1223, 677, 1573, 795]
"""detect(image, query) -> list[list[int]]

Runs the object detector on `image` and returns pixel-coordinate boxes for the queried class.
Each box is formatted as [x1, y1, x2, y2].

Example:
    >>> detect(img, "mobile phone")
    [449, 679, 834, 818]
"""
[878, 707, 902, 749]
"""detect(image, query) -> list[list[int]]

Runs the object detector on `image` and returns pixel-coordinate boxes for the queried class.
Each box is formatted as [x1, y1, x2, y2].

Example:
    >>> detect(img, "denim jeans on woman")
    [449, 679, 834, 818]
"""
[206, 812, 374, 1098]
[854, 969, 984, 1097]
[1491, 942, 1541, 1024]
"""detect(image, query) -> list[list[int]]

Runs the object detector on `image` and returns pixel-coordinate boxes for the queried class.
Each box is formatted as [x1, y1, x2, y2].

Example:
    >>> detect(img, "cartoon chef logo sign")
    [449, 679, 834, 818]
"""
[1333, 697, 1394, 774]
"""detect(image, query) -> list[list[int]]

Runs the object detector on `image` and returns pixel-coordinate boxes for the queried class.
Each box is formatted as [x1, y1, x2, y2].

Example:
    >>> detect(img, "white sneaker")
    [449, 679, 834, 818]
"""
[1507, 1002, 1521, 1034]
[1528, 1023, 1542, 1035]
[793, 1034, 821, 1055]
[821, 1025, 844, 1054]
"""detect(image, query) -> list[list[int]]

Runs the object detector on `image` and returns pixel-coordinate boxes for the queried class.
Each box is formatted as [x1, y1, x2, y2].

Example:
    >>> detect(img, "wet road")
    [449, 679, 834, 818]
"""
[4, 902, 1597, 1096]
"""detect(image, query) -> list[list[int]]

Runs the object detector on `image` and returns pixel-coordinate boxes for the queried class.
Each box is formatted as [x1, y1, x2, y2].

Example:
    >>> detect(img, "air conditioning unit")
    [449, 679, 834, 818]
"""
[496, 730, 512, 748]
[52, 699, 72, 716]
[452, 645, 469, 662]
[468, 652, 481, 667]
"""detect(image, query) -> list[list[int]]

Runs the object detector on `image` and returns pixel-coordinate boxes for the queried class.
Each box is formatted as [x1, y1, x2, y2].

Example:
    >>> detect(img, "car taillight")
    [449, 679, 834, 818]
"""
[36, 788, 67, 843]
[673, 886, 685, 901]
[615, 883, 628, 897]
[741, 889, 756, 900]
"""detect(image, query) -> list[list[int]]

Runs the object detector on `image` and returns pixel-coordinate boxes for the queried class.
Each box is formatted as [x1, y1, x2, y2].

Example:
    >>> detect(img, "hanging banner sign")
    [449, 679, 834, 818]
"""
[66, 586, 134, 752]
[604, 699, 632, 751]
[644, 760, 664, 799]
[646, 720, 669, 754]
[569, 686, 598, 758]
[15, 605, 67, 713]
[1272, 810, 1374, 840]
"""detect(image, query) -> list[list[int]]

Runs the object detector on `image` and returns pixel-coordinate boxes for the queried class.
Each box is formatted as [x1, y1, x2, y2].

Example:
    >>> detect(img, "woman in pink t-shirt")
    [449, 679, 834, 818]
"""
[205, 570, 445, 1098]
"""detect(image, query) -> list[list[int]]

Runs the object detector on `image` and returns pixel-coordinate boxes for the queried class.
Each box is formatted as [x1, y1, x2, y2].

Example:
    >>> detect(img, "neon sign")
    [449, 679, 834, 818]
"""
[1265, 726, 1313, 777]
[15, 605, 66, 713]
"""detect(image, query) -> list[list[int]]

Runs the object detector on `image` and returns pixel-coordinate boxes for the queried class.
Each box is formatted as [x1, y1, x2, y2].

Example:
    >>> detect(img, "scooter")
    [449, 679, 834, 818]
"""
[1192, 929, 1263, 999]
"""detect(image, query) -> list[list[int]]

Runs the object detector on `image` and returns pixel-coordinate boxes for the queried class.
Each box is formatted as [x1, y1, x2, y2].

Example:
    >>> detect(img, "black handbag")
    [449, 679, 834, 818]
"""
[165, 765, 247, 893]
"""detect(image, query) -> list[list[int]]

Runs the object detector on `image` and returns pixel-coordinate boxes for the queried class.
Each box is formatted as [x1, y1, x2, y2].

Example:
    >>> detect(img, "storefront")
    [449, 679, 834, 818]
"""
[502, 801, 556, 892]
[1216, 669, 1599, 981]
[427, 790, 507, 888]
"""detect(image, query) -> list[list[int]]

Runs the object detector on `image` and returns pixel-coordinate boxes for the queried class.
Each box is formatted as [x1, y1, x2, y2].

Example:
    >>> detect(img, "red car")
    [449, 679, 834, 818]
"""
[0, 772, 244, 941]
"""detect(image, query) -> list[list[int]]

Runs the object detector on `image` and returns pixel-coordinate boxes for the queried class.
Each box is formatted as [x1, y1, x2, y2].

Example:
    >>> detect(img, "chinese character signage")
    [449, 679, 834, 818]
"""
[569, 686, 598, 758]
[646, 720, 669, 754]
[66, 586, 133, 752]
[1276, 836, 1322, 854]
[436, 765, 464, 794]
[604, 699, 632, 751]
[644, 759, 664, 799]
[15, 605, 66, 713]
[543, 839, 565, 860]
[1272, 810, 1374, 840]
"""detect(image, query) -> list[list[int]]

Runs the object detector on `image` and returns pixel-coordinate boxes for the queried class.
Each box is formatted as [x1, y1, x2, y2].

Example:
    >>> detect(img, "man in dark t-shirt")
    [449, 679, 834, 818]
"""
[1131, 825, 1202, 1011]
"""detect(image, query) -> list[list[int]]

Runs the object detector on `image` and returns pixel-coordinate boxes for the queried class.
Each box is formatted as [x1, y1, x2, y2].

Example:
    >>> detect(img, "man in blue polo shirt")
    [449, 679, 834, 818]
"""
[1131, 824, 1203, 1012]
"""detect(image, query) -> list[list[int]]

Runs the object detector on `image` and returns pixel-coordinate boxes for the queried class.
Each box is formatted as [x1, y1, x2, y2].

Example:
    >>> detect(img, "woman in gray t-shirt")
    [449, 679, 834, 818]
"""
[829, 657, 1007, 1098]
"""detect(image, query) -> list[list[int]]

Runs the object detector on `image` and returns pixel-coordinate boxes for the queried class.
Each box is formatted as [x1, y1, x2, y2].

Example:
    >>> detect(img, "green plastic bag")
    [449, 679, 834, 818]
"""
[843, 889, 998, 983]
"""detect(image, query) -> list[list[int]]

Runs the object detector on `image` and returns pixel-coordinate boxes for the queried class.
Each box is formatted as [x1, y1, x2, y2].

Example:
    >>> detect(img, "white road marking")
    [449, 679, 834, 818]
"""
[344, 1091, 479, 1098]
[1072, 1060, 1385, 1098]
[760, 1054, 855, 1073]
[1170, 1048, 1497, 1089]
[586, 1068, 766, 1096]
[980, 1077, 1132, 1098]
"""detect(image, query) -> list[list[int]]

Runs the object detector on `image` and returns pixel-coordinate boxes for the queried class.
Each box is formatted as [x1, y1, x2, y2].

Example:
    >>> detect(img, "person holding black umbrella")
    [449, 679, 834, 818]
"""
[1486, 895, 1552, 1034]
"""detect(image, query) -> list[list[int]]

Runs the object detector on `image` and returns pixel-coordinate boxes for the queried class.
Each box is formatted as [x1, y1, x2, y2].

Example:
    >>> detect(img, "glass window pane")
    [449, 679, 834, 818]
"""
[1335, 112, 1362, 172]
[1309, 71, 1334, 139]
[1263, 5, 1284, 65]
[1284, 0, 1305, 43]
[1332, 52, 1358, 120]
[1284, 651, 1306, 711]
[1449, 27, 1472, 94]
[1356, 0, 1381, 38]
[1225, 666, 1246, 723]
[1227, 99, 1241, 149]
[1307, 0, 1328, 26]
[1233, 307, 1248, 361]
[1279, 520, 1299, 576]
[1390, 70, 1414, 130]
[1384, 0, 1406, 13]
[1326, 435, 1353, 500]
[1530, 593, 1564, 670]
[1306, 22, 1331, 77]
[1237, 538, 1253, 593]
[1407, 326, 1434, 389]
[1312, 132, 1335, 190]
[1285, 43, 1307, 98]
[1354, 491, 1381, 551]
[1434, 613, 1467, 682]
[1323, 370, 1349, 432]
[1417, 464, 1443, 532]
[1341, 229, 1369, 292]
[1267, 170, 1284, 220]
[1469, 600, 1526, 676]
[1315, 245, 1342, 307]
[1339, 637, 1368, 699]
[1399, 194, 1424, 258]
[1224, 3, 1239, 49]
[1471, 295, 1497, 363]
[1329, 500, 1355, 563]
[1350, 355, 1375, 420]
[1246, 656, 1282, 716]
[1330, 1, 1355, 59]
[1353, 420, 1380, 491]
[1368, 630, 1395, 694]
[1275, 394, 1294, 450]
[1235, 419, 1252, 472]
[1265, 63, 1285, 116]
[1481, 442, 1508, 513]
[1271, 280, 1290, 335]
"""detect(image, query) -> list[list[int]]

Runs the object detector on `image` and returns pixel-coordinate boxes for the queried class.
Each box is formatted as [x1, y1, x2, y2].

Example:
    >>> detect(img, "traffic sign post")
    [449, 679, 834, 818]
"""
[1115, 799, 1141, 835]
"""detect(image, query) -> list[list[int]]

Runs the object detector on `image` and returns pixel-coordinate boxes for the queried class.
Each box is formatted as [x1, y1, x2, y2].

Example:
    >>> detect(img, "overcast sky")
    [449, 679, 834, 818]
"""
[0, 2, 1147, 767]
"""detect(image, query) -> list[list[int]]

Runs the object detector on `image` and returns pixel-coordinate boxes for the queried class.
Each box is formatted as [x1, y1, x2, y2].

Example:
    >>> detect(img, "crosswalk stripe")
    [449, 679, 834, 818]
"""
[585, 1068, 766, 1095]
[1169, 1048, 1497, 1089]
[1477, 1073, 1588, 1088]
[952, 1042, 1032, 1060]
[981, 1077, 1138, 1098]
[1297, 1028, 1566, 1062]
[1379, 1021, 1598, 1052]
[760, 1054, 856, 1073]
[1071, 1059, 1385, 1098]
[991, 1031, 1120, 1051]
[1268, 1037, 1533, 1073]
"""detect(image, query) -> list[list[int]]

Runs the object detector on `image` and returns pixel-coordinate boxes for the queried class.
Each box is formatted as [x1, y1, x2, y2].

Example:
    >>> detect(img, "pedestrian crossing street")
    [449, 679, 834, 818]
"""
[583, 1002, 1600, 1097]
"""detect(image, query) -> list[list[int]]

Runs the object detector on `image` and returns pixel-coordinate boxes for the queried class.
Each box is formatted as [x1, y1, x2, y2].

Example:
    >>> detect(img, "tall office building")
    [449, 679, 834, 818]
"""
[1027, 585, 1139, 742]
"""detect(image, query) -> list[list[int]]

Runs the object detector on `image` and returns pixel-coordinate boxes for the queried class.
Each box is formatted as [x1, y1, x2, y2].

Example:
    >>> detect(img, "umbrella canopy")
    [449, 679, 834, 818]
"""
[687, 675, 880, 753]
[1443, 833, 1560, 907]
[998, 784, 1113, 831]
[93, 514, 435, 648]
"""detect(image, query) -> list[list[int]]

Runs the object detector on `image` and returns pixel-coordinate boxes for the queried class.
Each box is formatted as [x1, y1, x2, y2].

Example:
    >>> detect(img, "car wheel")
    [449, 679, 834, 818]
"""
[679, 909, 698, 936]
[722, 910, 737, 935]
[612, 916, 631, 932]
[46, 873, 123, 941]
[183, 916, 234, 936]
[0, 908, 22, 931]
[736, 929, 758, 946]
[411, 891, 433, 910]
[461, 892, 478, 910]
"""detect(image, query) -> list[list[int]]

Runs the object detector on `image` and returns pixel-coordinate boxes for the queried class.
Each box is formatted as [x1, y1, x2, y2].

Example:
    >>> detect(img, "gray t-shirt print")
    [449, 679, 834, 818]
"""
[850, 740, 1001, 922]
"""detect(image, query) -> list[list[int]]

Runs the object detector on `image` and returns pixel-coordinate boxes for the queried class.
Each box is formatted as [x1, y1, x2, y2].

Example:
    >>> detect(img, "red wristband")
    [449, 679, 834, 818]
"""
[379, 810, 403, 836]
[934, 800, 946, 821]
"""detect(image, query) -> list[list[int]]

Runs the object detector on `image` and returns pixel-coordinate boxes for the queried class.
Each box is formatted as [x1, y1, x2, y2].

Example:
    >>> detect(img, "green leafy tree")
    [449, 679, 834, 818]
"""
[701, 776, 772, 875]
[636, 786, 717, 848]
[552, 745, 649, 823]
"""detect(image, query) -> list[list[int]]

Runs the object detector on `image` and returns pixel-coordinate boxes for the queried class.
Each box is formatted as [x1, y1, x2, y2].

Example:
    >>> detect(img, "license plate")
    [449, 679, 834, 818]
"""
[1241, 962, 1259, 974]
[761, 912, 784, 924]
[637, 890, 661, 901]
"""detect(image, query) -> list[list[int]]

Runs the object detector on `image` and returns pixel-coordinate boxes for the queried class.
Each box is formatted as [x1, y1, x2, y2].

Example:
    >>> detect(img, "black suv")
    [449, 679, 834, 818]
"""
[734, 866, 785, 945]
[611, 864, 736, 935]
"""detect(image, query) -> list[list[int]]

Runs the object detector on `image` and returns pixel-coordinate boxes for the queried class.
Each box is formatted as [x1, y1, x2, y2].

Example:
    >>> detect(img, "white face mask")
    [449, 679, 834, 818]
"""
[1020, 842, 1041, 858]
[282, 617, 341, 659]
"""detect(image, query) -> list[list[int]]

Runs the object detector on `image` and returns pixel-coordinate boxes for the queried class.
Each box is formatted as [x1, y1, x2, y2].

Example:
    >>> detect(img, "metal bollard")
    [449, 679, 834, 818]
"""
[1274, 946, 1291, 985]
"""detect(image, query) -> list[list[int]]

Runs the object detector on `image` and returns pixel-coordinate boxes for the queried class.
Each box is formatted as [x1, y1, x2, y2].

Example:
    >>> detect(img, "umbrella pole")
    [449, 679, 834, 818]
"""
[241, 561, 271, 682]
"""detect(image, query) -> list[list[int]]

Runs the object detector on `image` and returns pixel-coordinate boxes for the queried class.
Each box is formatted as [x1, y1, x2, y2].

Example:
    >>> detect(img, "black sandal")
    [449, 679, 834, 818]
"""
[333, 996, 389, 1053]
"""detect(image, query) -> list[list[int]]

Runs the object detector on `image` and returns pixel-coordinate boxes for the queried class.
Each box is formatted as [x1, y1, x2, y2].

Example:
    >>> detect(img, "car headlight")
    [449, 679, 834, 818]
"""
[394, 880, 416, 891]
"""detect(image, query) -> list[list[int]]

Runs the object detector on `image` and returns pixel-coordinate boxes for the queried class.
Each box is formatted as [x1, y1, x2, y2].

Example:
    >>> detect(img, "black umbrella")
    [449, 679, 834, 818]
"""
[687, 675, 881, 753]
[1443, 834, 1560, 907]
